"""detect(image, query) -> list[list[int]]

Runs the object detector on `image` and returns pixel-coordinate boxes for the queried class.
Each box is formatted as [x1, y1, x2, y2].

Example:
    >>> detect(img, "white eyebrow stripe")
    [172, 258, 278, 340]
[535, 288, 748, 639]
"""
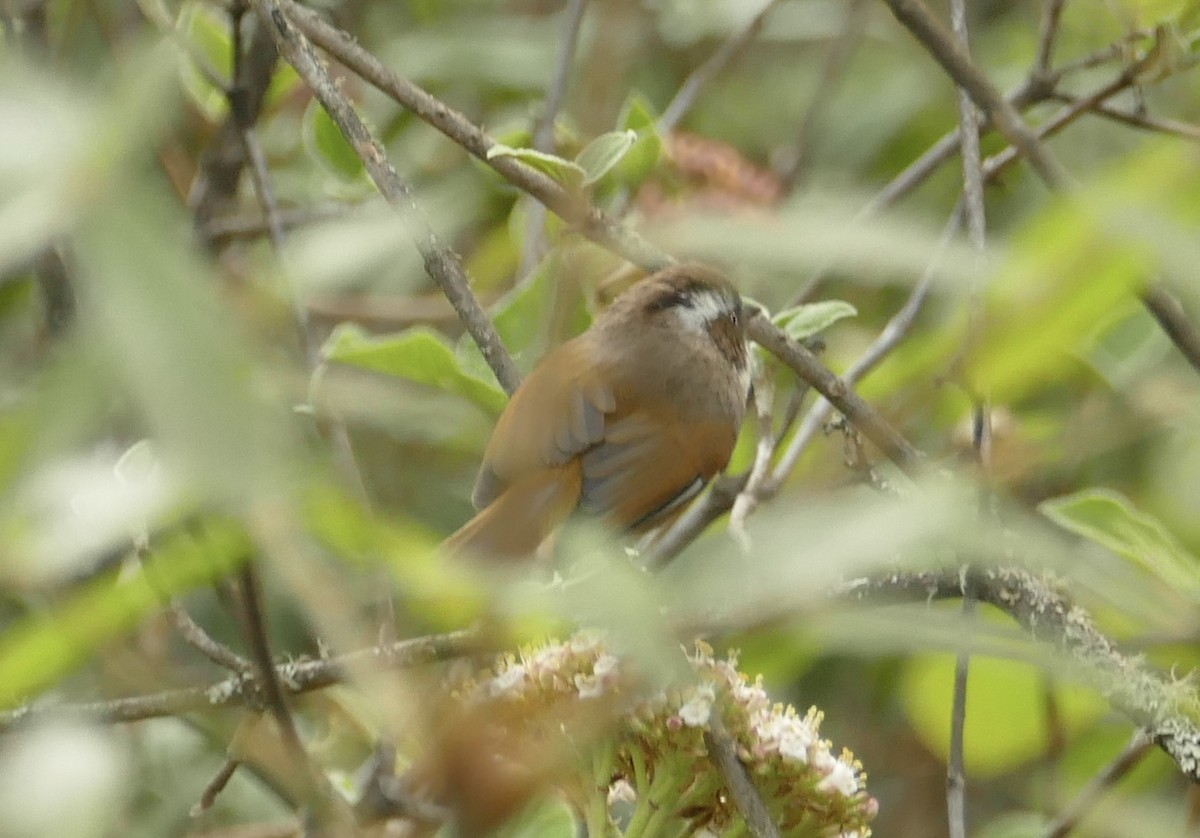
[675, 291, 729, 333]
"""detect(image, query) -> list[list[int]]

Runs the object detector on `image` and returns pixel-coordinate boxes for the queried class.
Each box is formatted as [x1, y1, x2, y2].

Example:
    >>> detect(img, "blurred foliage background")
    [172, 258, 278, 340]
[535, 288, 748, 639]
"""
[1, 0, 1200, 835]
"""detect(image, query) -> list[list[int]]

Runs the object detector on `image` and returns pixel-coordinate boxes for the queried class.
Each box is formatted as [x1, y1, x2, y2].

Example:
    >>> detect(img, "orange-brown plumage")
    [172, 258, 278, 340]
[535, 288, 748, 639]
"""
[444, 263, 749, 561]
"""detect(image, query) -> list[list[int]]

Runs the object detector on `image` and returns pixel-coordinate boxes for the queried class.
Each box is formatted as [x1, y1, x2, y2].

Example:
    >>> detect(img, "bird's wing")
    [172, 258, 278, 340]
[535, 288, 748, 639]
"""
[471, 340, 615, 510]
[579, 409, 736, 531]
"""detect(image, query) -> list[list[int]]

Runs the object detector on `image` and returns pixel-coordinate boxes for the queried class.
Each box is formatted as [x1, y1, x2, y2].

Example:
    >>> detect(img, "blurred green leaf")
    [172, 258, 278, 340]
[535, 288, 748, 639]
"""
[176, 1, 230, 119]
[491, 795, 578, 838]
[1040, 489, 1200, 598]
[772, 300, 857, 341]
[455, 254, 587, 377]
[0, 521, 248, 707]
[303, 99, 366, 180]
[486, 144, 585, 192]
[618, 92, 657, 133]
[303, 485, 486, 629]
[76, 183, 296, 501]
[324, 324, 507, 415]
[612, 93, 664, 189]
[574, 130, 637, 187]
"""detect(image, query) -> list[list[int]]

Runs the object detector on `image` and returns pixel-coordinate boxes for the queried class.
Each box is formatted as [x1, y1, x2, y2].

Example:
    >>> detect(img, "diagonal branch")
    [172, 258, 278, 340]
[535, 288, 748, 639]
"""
[0, 630, 476, 732]
[251, 0, 522, 394]
[880, 0, 1070, 189]
[846, 566, 1200, 784]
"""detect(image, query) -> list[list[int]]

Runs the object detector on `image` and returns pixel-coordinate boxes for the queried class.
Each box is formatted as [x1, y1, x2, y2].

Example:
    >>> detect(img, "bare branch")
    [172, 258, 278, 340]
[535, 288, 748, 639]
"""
[846, 566, 1200, 783]
[704, 722, 782, 838]
[252, 0, 523, 394]
[1140, 285, 1200, 376]
[880, 0, 1071, 189]
[0, 630, 476, 731]
[778, 0, 868, 190]
[1051, 98, 1200, 142]
[192, 757, 242, 816]
[1044, 731, 1154, 838]
[945, 1, 986, 832]
[521, 0, 590, 276]
[746, 313, 922, 473]
[165, 600, 255, 676]
[1035, 0, 1069, 77]
[658, 0, 782, 135]
[284, 1, 671, 273]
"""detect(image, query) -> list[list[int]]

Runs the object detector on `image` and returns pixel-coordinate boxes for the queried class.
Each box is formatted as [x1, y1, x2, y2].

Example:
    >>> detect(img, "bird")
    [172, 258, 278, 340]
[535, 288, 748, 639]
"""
[444, 262, 751, 561]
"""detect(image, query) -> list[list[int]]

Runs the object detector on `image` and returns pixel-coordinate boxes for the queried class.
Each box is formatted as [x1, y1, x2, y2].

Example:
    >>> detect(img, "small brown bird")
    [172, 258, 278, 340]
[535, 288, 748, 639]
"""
[445, 263, 750, 561]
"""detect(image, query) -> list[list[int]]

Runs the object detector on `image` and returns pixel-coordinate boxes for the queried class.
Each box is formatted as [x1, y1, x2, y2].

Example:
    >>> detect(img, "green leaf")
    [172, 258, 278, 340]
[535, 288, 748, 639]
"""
[486, 143, 585, 191]
[176, 1, 230, 120]
[618, 92, 657, 133]
[0, 521, 249, 708]
[455, 253, 589, 378]
[323, 324, 507, 415]
[1040, 489, 1200, 597]
[611, 93, 664, 188]
[772, 300, 858, 341]
[303, 98, 365, 180]
[574, 129, 637, 187]
[491, 795, 578, 838]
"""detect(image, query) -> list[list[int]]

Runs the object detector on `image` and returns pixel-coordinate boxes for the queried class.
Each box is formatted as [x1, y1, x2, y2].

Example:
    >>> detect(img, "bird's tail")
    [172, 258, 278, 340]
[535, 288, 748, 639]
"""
[442, 464, 581, 561]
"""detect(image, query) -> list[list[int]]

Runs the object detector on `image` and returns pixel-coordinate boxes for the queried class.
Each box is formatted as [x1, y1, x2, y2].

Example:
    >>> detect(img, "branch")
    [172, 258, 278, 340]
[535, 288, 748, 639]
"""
[658, 0, 782, 134]
[945, 1, 986, 832]
[1035, 0, 1069, 77]
[1049, 97, 1200, 142]
[284, 1, 671, 274]
[745, 313, 923, 473]
[1044, 730, 1153, 838]
[880, 0, 1070, 189]
[1140, 285, 1200, 376]
[778, 0, 868, 190]
[846, 566, 1200, 783]
[705, 722, 782, 838]
[252, 0, 523, 394]
[0, 630, 476, 732]
[521, 0, 589, 275]
[190, 13, 278, 247]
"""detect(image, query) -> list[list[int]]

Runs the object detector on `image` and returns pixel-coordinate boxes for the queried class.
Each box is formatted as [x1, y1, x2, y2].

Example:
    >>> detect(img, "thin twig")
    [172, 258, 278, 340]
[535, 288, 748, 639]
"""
[255, 0, 523, 394]
[844, 567, 1200, 784]
[190, 14, 278, 247]
[1140, 285, 1200, 376]
[166, 600, 255, 676]
[138, 538, 256, 676]
[746, 314, 922, 473]
[704, 722, 782, 838]
[728, 365, 777, 550]
[203, 203, 363, 243]
[1035, 0, 1069, 77]
[192, 757, 242, 816]
[1043, 731, 1154, 838]
[1049, 97, 1200, 142]
[946, 594, 974, 838]
[285, 1, 671, 273]
[658, 0, 782, 135]
[0, 630, 476, 731]
[881, 0, 1070, 189]
[520, 0, 590, 277]
[234, 566, 336, 823]
[946, 0, 986, 831]
[778, 0, 868, 190]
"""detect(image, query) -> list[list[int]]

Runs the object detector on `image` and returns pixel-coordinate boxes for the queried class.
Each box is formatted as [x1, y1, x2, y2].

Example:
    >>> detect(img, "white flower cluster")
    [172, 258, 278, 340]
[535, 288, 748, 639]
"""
[465, 633, 876, 837]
